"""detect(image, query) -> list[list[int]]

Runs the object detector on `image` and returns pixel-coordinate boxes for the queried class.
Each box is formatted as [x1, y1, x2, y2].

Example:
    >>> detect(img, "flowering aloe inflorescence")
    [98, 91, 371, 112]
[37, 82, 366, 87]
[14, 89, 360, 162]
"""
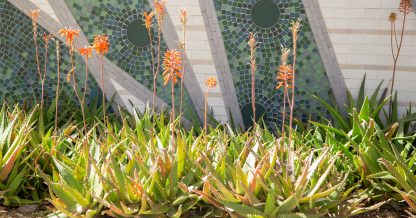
[93, 34, 110, 122]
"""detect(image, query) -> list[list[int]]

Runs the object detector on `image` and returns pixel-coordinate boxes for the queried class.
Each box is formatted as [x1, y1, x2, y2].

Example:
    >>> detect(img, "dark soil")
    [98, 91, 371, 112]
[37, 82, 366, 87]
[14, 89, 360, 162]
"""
[0, 203, 50, 218]
[352, 207, 414, 218]
[0, 204, 414, 217]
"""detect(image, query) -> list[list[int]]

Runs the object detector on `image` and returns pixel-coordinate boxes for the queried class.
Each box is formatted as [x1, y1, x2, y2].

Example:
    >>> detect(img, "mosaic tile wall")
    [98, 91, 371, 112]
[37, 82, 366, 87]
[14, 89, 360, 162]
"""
[0, 0, 99, 106]
[64, 0, 199, 120]
[213, 0, 333, 129]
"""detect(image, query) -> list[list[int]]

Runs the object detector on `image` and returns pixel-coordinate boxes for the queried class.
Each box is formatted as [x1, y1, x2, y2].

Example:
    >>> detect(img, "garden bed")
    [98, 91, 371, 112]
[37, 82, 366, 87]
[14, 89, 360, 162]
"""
[0, 100, 415, 217]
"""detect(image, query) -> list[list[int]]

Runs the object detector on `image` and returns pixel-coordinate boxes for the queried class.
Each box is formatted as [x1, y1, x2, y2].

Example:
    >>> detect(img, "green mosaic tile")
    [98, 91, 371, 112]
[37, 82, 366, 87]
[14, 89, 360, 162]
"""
[213, 0, 333, 129]
[0, 0, 100, 106]
[64, 0, 199, 120]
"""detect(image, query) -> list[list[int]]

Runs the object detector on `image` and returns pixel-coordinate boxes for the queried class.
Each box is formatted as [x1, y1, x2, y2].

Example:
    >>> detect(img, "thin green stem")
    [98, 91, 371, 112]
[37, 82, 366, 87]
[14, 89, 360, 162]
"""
[389, 13, 407, 118]
[100, 55, 106, 123]
[180, 25, 186, 118]
[170, 80, 176, 153]
[54, 42, 60, 134]
[153, 26, 162, 111]
[41, 39, 49, 110]
[82, 58, 89, 137]
[32, 20, 42, 108]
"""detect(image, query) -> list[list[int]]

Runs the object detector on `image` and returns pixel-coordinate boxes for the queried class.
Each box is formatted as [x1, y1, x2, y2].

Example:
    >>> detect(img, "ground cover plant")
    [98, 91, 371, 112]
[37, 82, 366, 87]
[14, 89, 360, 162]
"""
[0, 99, 415, 217]
[0, 0, 415, 217]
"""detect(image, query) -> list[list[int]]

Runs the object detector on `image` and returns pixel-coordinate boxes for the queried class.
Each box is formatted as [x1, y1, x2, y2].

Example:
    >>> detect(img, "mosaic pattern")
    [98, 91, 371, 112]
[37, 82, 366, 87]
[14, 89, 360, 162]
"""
[214, 0, 332, 129]
[64, 0, 199, 120]
[0, 0, 99, 106]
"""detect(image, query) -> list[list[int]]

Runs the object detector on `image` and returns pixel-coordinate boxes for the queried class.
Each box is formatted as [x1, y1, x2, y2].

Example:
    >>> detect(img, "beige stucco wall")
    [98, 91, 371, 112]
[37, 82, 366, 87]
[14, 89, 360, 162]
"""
[317, 0, 416, 115]
[165, 0, 230, 122]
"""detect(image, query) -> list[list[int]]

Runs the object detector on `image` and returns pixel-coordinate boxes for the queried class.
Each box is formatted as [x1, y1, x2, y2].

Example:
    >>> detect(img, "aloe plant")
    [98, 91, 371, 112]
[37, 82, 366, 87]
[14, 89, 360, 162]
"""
[0, 105, 37, 205]
[314, 75, 416, 136]
[190, 125, 385, 217]
[38, 134, 104, 217]
[0, 101, 412, 216]
[95, 109, 205, 217]
[311, 95, 416, 215]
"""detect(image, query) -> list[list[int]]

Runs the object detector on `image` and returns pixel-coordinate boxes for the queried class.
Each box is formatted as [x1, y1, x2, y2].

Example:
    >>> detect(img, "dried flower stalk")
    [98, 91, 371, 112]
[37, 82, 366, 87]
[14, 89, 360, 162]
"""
[204, 77, 217, 135]
[30, 9, 43, 108]
[54, 40, 60, 134]
[248, 32, 257, 123]
[153, 0, 167, 110]
[179, 8, 188, 117]
[388, 0, 412, 119]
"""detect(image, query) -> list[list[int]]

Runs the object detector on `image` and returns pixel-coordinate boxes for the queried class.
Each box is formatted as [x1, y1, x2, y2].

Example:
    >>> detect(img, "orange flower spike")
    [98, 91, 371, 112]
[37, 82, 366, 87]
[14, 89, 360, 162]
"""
[388, 12, 397, 22]
[180, 9, 188, 25]
[276, 65, 294, 89]
[93, 34, 110, 55]
[143, 11, 154, 30]
[205, 77, 218, 89]
[399, 0, 412, 14]
[66, 73, 71, 82]
[154, 0, 166, 15]
[43, 33, 53, 44]
[59, 27, 80, 46]
[154, 0, 167, 24]
[30, 9, 40, 23]
[78, 46, 93, 58]
[276, 65, 294, 88]
[162, 49, 182, 86]
[276, 47, 293, 90]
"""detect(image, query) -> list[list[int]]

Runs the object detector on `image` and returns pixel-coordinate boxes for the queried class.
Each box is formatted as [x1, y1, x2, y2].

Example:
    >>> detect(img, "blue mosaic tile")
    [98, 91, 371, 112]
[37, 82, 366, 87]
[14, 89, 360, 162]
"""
[63, 0, 199, 120]
[214, 0, 333, 129]
[0, 0, 99, 106]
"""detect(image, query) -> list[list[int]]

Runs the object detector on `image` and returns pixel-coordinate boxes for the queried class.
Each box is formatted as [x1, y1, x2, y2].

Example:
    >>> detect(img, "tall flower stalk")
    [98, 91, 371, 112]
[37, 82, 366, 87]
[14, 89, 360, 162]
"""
[284, 18, 301, 180]
[77, 46, 93, 174]
[78, 46, 93, 137]
[388, 0, 412, 119]
[163, 49, 182, 151]
[163, 49, 181, 195]
[276, 48, 293, 138]
[204, 77, 217, 136]
[30, 9, 43, 108]
[248, 32, 257, 123]
[93, 35, 110, 122]
[143, 11, 155, 110]
[54, 40, 61, 134]
[143, 11, 158, 148]
[41, 34, 52, 110]
[153, 0, 167, 110]
[288, 19, 301, 144]
[59, 28, 81, 121]
[179, 9, 188, 117]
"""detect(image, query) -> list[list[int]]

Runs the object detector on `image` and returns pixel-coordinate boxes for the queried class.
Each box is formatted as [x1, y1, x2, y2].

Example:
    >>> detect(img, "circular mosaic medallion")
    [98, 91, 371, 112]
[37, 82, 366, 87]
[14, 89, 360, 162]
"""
[251, 0, 280, 28]
[127, 19, 150, 47]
